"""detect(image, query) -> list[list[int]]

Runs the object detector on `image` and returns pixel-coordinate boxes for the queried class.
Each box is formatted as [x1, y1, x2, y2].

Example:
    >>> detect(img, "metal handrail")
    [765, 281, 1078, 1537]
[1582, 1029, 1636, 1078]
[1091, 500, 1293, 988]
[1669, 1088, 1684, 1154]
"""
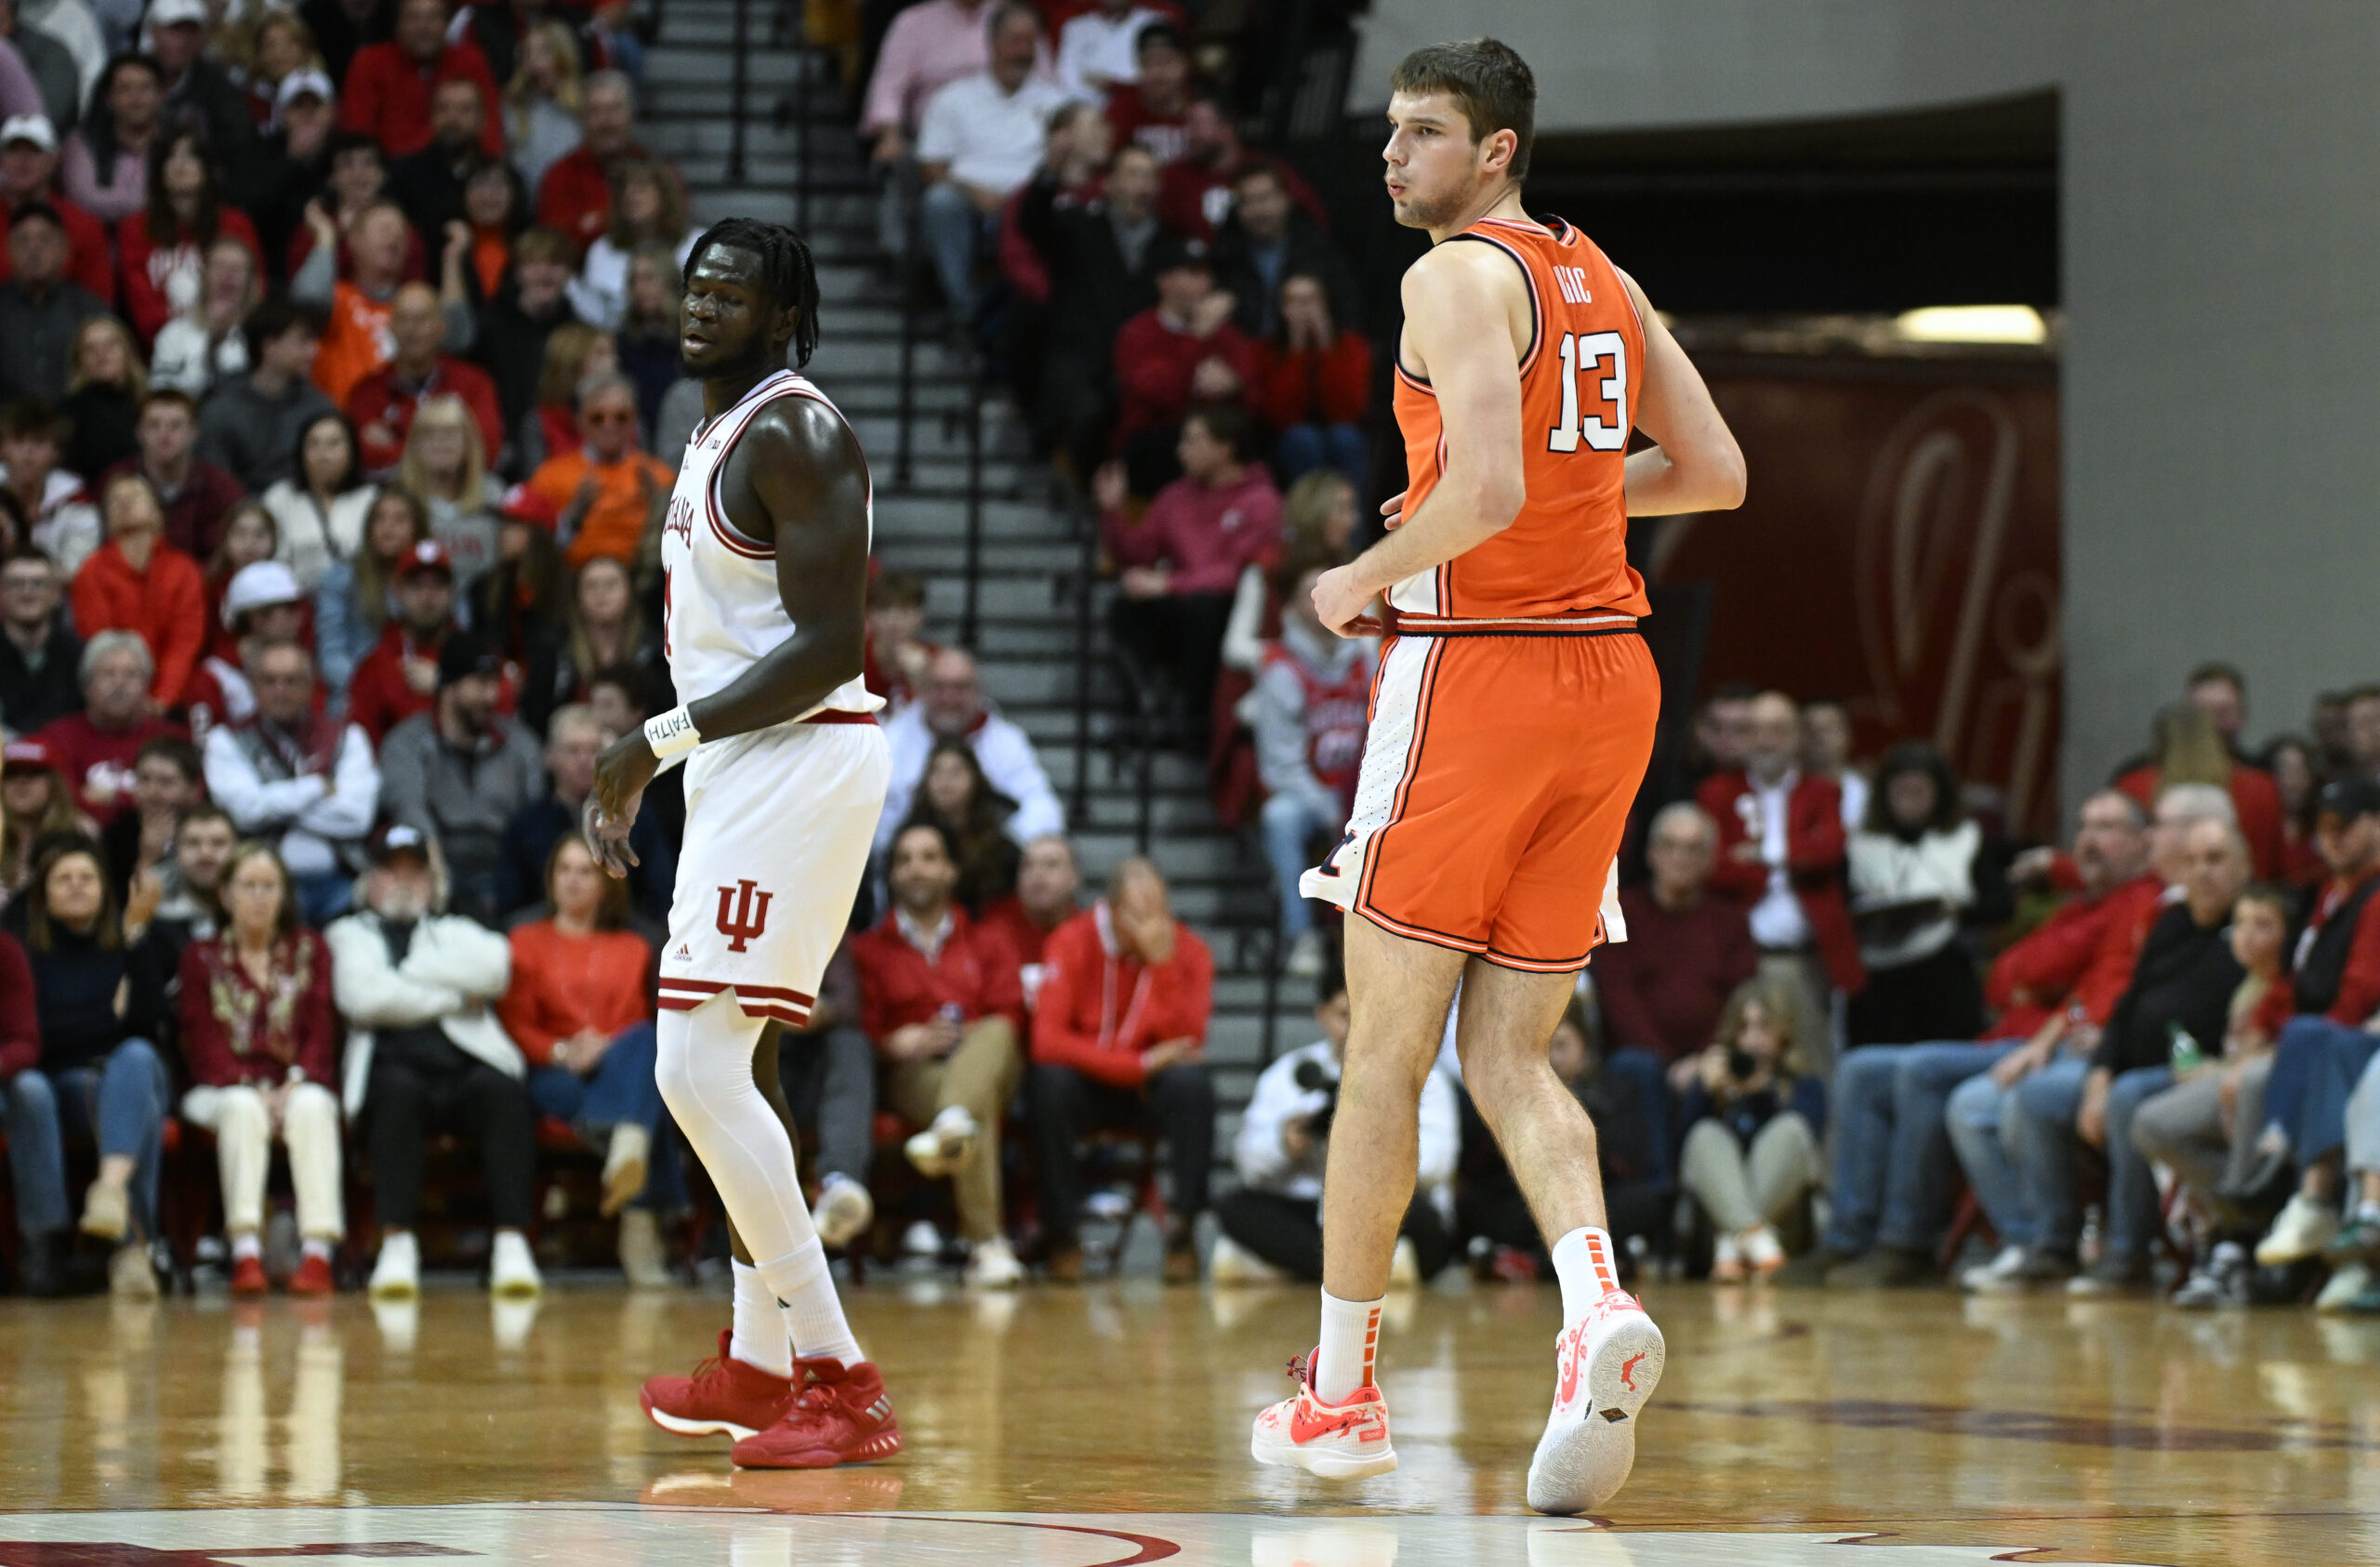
[1067, 515, 1097, 827]
[893, 183, 919, 486]
[959, 380, 983, 643]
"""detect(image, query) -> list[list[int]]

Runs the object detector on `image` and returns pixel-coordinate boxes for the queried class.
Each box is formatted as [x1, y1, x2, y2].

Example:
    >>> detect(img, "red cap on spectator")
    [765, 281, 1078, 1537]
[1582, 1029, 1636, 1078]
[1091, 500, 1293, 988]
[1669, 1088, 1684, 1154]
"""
[497, 483, 560, 530]
[2, 739, 56, 772]
[398, 540, 453, 579]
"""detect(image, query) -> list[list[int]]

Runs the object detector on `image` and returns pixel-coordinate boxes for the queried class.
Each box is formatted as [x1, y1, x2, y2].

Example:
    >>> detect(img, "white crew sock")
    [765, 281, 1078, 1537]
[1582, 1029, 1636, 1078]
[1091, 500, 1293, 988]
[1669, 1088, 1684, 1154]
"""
[301, 1237, 333, 1262]
[1550, 1226, 1625, 1328]
[1313, 1288, 1383, 1406]
[731, 1260, 793, 1378]
[231, 1232, 261, 1262]
[758, 1237, 863, 1369]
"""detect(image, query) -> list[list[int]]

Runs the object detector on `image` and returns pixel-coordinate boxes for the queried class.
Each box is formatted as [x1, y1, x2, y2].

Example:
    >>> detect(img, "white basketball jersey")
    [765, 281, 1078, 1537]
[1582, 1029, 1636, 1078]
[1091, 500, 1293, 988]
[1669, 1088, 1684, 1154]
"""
[657, 368, 881, 717]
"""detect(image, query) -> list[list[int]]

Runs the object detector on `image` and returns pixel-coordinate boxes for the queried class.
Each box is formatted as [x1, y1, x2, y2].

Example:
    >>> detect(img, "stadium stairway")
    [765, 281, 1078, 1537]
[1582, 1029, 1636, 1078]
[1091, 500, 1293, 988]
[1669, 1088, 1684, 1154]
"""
[639, 5, 1313, 1124]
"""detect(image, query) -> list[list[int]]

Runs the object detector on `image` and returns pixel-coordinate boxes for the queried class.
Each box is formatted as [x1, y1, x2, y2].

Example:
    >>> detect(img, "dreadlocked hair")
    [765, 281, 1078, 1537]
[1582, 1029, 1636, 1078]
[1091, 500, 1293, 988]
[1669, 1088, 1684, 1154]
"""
[685, 217, 822, 367]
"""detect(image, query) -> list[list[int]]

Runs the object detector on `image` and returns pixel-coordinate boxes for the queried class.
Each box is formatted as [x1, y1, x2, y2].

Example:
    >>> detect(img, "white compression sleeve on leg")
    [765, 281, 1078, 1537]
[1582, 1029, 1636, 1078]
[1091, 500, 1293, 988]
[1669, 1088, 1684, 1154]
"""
[654, 1003, 823, 1274]
[731, 1260, 793, 1378]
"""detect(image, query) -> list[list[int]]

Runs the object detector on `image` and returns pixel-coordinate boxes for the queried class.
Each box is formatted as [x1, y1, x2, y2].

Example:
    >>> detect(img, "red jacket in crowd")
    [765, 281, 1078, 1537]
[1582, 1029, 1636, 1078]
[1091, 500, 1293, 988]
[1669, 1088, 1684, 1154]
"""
[2114, 762, 2286, 883]
[115, 208, 264, 347]
[1030, 903, 1213, 1088]
[1983, 872, 2163, 1039]
[345, 356, 506, 475]
[33, 712, 183, 822]
[0, 189, 113, 300]
[346, 621, 448, 743]
[0, 929, 36, 1079]
[496, 921, 654, 1070]
[1110, 307, 1255, 448]
[1593, 887, 1759, 1062]
[1157, 152, 1327, 241]
[848, 908, 1026, 1042]
[978, 895, 1071, 968]
[339, 40, 505, 159]
[1697, 769, 1866, 994]
[1100, 463, 1282, 598]
[176, 931, 338, 1088]
[1250, 331, 1372, 432]
[1103, 85, 1187, 165]
[536, 143, 652, 251]
[70, 539, 207, 707]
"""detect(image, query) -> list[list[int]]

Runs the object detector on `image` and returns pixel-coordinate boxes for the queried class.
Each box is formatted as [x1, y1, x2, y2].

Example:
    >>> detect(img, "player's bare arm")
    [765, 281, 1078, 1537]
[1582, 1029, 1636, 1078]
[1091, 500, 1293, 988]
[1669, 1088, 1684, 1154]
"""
[586, 402, 870, 875]
[1310, 243, 1528, 635]
[1615, 269, 1746, 516]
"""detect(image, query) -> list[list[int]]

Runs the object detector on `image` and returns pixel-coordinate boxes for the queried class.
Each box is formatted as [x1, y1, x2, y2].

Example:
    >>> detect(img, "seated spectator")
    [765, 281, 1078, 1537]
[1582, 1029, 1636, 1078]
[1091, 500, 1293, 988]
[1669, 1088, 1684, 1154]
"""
[196, 502, 283, 668]
[0, 735, 84, 896]
[2116, 700, 2286, 880]
[4, 836, 173, 1297]
[198, 301, 337, 499]
[116, 128, 261, 349]
[378, 629, 536, 925]
[613, 244, 680, 436]
[1220, 467, 1356, 676]
[469, 481, 567, 663]
[1213, 954, 1455, 1285]
[338, 0, 500, 161]
[174, 842, 343, 1296]
[566, 156, 694, 331]
[1099, 22, 1187, 164]
[455, 155, 524, 309]
[1675, 976, 1827, 1280]
[345, 533, 462, 741]
[1110, 235, 1252, 486]
[1, 397, 99, 573]
[204, 639, 377, 924]
[101, 388, 245, 560]
[149, 798, 233, 948]
[517, 321, 614, 475]
[914, 5, 1068, 330]
[1801, 695, 1868, 829]
[853, 822, 1027, 1286]
[1251, 553, 1370, 977]
[1029, 855, 1215, 1281]
[31, 629, 179, 821]
[315, 485, 424, 702]
[1812, 789, 2154, 1287]
[1017, 138, 1164, 480]
[282, 130, 408, 280]
[346, 281, 504, 478]
[879, 646, 1064, 856]
[296, 198, 422, 407]
[895, 740, 1021, 913]
[1250, 271, 1370, 487]
[0, 201, 103, 402]
[862, 565, 936, 716]
[143, 0, 253, 165]
[762, 934, 879, 1249]
[1157, 96, 1326, 242]
[2134, 880, 2293, 1307]
[1054, 0, 1160, 99]
[60, 56, 162, 223]
[386, 76, 489, 239]
[978, 831, 1079, 1001]
[244, 71, 338, 271]
[1097, 402, 1280, 744]
[0, 546, 79, 732]
[0, 115, 114, 302]
[1846, 743, 1983, 1047]
[238, 10, 319, 126]
[857, 0, 995, 175]
[533, 69, 641, 251]
[529, 370, 669, 569]
[497, 700, 669, 920]
[263, 412, 375, 592]
[495, 833, 677, 1287]
[397, 393, 502, 597]
[72, 472, 205, 707]
[1215, 163, 1352, 335]
[97, 731, 196, 902]
[502, 19, 582, 200]
[328, 823, 539, 1298]
[58, 313, 144, 480]
[520, 537, 649, 738]
[1697, 689, 1861, 1073]
[1598, 803, 1758, 1071]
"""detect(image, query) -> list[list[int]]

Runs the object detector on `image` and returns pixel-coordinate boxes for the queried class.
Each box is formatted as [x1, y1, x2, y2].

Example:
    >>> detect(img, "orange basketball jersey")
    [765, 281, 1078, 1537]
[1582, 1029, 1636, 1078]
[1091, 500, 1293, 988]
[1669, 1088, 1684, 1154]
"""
[1389, 215, 1649, 624]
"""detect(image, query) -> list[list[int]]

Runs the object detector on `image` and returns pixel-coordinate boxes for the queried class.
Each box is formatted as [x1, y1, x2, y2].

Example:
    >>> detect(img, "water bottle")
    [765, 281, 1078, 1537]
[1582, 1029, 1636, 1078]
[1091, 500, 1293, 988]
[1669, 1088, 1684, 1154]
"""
[2168, 1021, 2204, 1076]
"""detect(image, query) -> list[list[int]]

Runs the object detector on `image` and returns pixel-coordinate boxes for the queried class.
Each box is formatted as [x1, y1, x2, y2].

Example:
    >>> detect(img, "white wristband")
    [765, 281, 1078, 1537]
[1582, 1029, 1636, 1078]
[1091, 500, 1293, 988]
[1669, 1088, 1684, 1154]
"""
[644, 705, 702, 759]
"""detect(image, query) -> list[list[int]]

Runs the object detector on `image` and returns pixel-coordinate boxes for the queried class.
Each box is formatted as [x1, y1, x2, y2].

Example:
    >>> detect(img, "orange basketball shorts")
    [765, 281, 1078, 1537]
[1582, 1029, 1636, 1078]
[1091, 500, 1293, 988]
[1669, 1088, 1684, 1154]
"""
[1300, 628, 1659, 972]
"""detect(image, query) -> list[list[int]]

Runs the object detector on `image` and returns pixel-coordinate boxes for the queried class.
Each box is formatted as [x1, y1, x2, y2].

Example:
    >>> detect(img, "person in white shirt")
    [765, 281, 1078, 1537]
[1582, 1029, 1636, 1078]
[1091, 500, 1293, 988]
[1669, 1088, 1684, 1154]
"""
[1212, 955, 1458, 1285]
[914, 3, 1072, 326]
[878, 645, 1064, 856]
[1845, 742, 1982, 1048]
[202, 635, 380, 927]
[1054, 0, 1159, 99]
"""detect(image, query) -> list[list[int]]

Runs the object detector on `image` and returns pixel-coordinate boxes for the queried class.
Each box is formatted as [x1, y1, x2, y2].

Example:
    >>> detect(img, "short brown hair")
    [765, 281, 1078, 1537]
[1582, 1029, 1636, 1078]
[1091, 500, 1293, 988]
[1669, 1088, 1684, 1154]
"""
[1389, 37, 1536, 184]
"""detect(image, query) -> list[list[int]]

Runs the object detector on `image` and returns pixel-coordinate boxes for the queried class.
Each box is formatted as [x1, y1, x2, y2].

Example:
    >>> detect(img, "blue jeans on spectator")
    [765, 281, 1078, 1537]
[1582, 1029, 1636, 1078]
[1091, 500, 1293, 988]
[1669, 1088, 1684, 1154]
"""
[1825, 1040, 2013, 1256]
[2263, 1014, 2380, 1164]
[526, 1021, 685, 1212]
[1946, 1056, 2083, 1251]
[1603, 1047, 1674, 1189]
[4, 1039, 170, 1239]
[919, 179, 992, 323]
[1276, 422, 1367, 486]
[1263, 792, 1338, 942]
[2096, 1064, 2176, 1264]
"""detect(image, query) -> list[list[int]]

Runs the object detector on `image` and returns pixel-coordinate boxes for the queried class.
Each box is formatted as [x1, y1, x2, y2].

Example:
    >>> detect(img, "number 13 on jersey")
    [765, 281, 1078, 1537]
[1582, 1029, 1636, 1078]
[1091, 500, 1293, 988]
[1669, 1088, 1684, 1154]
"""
[1548, 330, 1628, 454]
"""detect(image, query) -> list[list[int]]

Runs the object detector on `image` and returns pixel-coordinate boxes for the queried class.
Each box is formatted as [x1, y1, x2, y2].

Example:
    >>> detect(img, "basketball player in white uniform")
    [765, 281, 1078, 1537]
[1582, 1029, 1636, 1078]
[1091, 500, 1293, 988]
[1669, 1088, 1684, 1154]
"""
[586, 218, 900, 1470]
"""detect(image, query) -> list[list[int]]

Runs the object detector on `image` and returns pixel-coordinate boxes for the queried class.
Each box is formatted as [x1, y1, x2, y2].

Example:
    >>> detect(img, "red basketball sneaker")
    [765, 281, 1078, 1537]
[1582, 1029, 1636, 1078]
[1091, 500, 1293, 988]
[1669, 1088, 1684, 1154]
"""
[641, 1331, 802, 1442]
[229, 1255, 269, 1296]
[729, 1358, 902, 1469]
[287, 1254, 336, 1297]
[1250, 1350, 1397, 1480]
[1527, 1287, 1665, 1515]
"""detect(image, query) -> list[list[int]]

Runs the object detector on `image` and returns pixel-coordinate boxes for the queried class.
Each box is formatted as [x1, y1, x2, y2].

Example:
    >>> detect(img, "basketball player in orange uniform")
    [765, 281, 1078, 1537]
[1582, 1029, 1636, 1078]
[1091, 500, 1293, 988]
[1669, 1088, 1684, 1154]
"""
[1248, 40, 1746, 1513]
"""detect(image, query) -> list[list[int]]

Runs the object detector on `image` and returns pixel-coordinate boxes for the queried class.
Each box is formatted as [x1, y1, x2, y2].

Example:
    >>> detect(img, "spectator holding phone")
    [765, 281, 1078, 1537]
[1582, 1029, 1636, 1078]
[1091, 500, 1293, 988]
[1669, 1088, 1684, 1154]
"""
[1674, 975, 1828, 1281]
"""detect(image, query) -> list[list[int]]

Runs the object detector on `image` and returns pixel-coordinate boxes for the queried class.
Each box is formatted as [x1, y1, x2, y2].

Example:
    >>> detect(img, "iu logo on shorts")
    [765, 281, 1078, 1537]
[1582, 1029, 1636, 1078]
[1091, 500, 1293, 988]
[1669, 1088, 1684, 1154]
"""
[716, 879, 772, 952]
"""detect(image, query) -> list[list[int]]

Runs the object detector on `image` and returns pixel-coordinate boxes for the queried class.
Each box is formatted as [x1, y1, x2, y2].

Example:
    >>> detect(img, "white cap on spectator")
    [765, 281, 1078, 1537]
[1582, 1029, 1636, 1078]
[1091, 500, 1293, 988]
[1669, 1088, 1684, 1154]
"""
[148, 0, 206, 27]
[222, 560, 304, 628]
[0, 115, 56, 153]
[276, 68, 335, 110]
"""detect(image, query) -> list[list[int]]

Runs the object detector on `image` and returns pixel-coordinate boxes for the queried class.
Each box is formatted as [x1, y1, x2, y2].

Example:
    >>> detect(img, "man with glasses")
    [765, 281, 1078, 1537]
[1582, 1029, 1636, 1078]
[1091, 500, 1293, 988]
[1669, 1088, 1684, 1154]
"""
[0, 547, 76, 731]
[526, 370, 674, 570]
[875, 646, 1065, 858]
[205, 639, 381, 925]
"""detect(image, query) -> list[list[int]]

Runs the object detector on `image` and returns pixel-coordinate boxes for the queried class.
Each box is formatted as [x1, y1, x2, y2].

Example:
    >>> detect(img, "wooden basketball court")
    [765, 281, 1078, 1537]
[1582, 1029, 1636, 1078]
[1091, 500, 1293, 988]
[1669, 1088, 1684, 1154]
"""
[0, 1279, 2364, 1564]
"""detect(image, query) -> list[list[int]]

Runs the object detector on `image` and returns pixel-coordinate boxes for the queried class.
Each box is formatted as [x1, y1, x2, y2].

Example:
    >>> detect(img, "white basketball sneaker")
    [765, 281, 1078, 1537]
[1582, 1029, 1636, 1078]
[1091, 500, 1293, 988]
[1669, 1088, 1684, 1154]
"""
[1526, 1287, 1665, 1515]
[1250, 1350, 1397, 1481]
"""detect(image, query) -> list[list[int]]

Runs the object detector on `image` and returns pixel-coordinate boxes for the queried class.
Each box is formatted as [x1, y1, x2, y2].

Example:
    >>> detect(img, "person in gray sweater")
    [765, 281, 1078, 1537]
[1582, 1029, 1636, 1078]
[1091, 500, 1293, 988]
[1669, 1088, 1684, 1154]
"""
[193, 299, 335, 494]
[377, 630, 544, 928]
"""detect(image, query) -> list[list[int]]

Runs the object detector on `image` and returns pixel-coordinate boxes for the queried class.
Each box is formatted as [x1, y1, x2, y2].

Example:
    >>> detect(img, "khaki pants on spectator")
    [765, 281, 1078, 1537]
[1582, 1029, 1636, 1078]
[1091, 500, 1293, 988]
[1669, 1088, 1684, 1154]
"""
[886, 1017, 1021, 1243]
[182, 1083, 346, 1241]
[1679, 1112, 1823, 1235]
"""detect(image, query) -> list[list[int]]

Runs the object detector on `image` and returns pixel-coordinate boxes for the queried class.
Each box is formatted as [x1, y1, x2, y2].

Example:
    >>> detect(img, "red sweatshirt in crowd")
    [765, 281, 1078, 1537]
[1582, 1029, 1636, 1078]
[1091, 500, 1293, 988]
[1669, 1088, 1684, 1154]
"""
[1983, 876, 2155, 1039]
[1100, 464, 1282, 597]
[848, 908, 1025, 1042]
[0, 929, 37, 1079]
[99, 455, 249, 562]
[70, 539, 208, 706]
[1250, 331, 1372, 431]
[175, 931, 338, 1088]
[1110, 307, 1255, 448]
[345, 356, 506, 475]
[978, 895, 1071, 967]
[33, 713, 183, 822]
[0, 189, 113, 300]
[2062, 874, 2170, 1028]
[2115, 762, 2286, 883]
[115, 208, 264, 347]
[1593, 887, 1758, 1062]
[536, 143, 657, 251]
[346, 621, 443, 743]
[339, 40, 505, 159]
[1031, 903, 1213, 1088]
[496, 921, 654, 1069]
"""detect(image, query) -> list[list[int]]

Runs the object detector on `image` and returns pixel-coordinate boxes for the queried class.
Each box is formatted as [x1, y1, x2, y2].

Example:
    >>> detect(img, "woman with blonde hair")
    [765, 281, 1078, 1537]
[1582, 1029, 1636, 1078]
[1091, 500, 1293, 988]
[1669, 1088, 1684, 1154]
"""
[568, 158, 696, 330]
[2115, 702, 2288, 879]
[61, 315, 148, 480]
[1675, 976, 1828, 1281]
[1221, 467, 1358, 676]
[518, 322, 615, 474]
[314, 485, 426, 697]
[240, 11, 324, 126]
[0, 741, 90, 900]
[396, 395, 502, 600]
[505, 20, 586, 196]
